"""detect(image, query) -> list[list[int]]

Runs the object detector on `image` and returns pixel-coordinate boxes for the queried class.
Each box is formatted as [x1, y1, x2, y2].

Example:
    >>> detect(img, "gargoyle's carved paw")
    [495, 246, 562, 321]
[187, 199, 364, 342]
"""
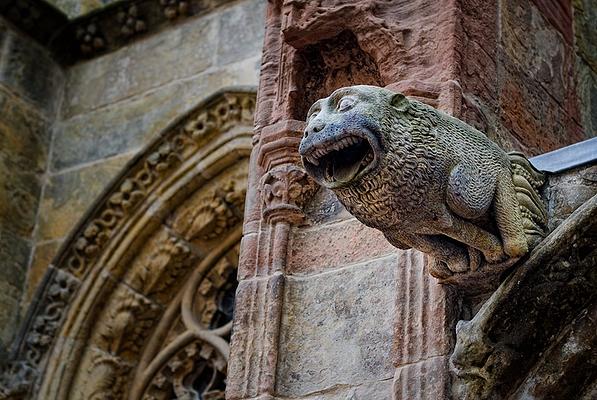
[446, 253, 470, 274]
[483, 248, 507, 265]
[502, 237, 529, 258]
[467, 247, 482, 271]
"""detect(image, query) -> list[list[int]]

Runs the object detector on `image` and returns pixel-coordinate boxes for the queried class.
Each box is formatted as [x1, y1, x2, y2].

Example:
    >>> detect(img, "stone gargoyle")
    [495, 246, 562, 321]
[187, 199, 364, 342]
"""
[298, 85, 547, 284]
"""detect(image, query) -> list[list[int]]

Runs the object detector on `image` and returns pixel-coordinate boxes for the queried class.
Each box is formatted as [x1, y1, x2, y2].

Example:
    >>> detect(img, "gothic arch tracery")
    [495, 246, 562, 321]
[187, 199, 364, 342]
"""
[1, 88, 256, 400]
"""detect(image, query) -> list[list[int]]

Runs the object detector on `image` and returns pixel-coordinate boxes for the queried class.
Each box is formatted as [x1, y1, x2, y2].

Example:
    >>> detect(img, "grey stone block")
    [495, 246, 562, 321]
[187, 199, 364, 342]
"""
[0, 17, 64, 117]
[216, 0, 266, 66]
[277, 256, 398, 396]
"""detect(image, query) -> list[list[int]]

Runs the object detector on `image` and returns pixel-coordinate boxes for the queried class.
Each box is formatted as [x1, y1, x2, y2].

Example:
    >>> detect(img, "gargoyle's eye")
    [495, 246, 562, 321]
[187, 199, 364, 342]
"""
[338, 97, 356, 112]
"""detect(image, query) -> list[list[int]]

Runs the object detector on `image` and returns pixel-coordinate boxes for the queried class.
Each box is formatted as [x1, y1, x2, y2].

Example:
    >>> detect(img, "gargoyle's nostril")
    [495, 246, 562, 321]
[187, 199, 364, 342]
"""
[312, 121, 325, 133]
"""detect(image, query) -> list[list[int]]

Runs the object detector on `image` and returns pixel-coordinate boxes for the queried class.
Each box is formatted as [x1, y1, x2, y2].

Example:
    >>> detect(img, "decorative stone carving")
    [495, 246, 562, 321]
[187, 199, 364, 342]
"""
[117, 5, 147, 38]
[3, 0, 41, 30]
[177, 180, 246, 241]
[75, 21, 106, 56]
[23, 269, 79, 366]
[159, 0, 189, 20]
[0, 361, 35, 398]
[260, 164, 317, 223]
[299, 85, 547, 289]
[1, 90, 255, 400]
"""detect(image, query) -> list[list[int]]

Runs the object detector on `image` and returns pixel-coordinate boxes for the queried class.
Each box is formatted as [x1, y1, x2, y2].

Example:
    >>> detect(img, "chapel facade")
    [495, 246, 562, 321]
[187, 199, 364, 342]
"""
[0, 0, 595, 399]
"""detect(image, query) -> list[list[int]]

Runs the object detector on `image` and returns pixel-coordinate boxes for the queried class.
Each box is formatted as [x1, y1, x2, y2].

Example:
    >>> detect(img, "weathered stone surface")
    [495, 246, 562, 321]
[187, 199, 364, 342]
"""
[302, 187, 354, 225]
[216, 0, 266, 66]
[0, 227, 29, 347]
[289, 218, 395, 275]
[23, 240, 62, 309]
[458, 0, 591, 156]
[501, 0, 570, 105]
[573, 0, 597, 138]
[0, 17, 64, 116]
[62, 14, 217, 118]
[545, 164, 597, 230]
[37, 154, 131, 241]
[0, 279, 22, 349]
[0, 87, 51, 174]
[276, 256, 397, 396]
[52, 56, 260, 170]
[499, 55, 583, 154]
[0, 228, 29, 295]
[393, 356, 450, 400]
[0, 166, 42, 239]
[295, 379, 394, 400]
[393, 251, 455, 367]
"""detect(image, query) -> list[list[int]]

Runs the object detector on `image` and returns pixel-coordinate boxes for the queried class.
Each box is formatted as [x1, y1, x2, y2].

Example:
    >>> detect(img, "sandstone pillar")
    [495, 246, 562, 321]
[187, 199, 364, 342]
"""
[227, 0, 589, 399]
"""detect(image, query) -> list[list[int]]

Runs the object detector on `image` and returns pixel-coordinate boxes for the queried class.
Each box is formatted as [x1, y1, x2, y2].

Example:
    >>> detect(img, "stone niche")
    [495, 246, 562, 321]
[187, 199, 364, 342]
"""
[290, 30, 385, 119]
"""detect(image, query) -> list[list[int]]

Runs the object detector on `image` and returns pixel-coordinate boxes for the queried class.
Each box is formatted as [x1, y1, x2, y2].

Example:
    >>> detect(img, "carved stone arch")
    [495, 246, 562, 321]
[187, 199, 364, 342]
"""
[2, 88, 256, 400]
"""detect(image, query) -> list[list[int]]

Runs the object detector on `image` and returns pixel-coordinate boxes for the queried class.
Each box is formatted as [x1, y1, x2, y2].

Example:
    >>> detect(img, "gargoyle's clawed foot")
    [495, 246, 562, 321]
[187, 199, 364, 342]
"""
[503, 237, 529, 258]
[483, 248, 507, 264]
[446, 253, 470, 274]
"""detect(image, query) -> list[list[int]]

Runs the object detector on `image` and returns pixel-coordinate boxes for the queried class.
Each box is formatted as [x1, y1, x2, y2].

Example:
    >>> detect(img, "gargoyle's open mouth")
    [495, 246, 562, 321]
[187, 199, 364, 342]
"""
[301, 132, 379, 188]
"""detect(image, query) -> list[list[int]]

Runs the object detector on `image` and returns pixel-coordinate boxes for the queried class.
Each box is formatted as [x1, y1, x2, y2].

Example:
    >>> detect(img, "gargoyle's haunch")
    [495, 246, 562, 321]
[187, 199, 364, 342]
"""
[299, 85, 547, 279]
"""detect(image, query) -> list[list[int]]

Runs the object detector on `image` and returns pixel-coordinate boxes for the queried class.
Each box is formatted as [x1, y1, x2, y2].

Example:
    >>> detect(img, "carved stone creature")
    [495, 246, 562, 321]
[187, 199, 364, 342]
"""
[299, 85, 547, 279]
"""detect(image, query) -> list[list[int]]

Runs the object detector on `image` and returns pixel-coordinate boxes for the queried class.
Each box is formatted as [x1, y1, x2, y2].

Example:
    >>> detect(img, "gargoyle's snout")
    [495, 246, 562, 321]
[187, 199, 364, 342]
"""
[305, 119, 325, 137]
[299, 119, 339, 156]
[299, 116, 381, 188]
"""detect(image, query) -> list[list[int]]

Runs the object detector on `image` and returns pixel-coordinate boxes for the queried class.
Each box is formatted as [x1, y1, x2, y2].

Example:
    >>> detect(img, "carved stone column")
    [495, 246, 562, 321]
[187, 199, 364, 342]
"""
[227, 1, 461, 399]
[227, 120, 316, 399]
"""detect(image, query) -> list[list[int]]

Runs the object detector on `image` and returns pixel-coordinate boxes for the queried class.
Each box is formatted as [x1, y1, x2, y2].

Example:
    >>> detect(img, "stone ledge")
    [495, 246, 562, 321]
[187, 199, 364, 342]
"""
[451, 184, 597, 398]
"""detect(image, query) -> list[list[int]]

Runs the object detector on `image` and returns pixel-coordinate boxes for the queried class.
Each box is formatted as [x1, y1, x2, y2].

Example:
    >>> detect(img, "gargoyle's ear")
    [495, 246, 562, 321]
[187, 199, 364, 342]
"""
[390, 93, 409, 112]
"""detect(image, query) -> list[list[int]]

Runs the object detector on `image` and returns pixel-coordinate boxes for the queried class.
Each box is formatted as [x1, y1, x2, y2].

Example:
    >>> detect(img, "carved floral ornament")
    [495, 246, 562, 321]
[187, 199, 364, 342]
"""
[260, 164, 317, 223]
[0, 90, 256, 399]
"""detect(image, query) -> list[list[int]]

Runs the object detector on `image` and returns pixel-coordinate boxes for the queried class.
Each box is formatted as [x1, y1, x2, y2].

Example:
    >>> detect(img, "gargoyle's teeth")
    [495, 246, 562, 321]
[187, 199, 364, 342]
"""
[303, 136, 368, 169]
[306, 155, 319, 166]
[362, 152, 374, 165]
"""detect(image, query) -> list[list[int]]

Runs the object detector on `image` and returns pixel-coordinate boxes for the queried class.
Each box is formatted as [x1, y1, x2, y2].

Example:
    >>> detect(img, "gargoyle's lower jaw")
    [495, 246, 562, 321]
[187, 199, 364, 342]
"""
[300, 129, 380, 189]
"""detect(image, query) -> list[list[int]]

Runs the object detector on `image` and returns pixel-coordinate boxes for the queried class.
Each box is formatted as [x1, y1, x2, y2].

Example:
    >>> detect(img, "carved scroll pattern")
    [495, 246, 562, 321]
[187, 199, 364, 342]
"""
[1, 90, 255, 400]
[64, 92, 255, 278]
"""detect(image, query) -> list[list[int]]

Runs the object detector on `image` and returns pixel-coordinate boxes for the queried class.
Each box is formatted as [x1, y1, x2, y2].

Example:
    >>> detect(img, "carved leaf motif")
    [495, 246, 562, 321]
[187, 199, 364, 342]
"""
[181, 181, 246, 242]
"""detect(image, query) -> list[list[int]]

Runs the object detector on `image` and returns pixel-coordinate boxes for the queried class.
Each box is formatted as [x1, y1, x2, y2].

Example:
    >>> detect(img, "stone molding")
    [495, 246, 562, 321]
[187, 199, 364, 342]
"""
[0, 88, 256, 399]
[0, 0, 239, 64]
[227, 116, 316, 398]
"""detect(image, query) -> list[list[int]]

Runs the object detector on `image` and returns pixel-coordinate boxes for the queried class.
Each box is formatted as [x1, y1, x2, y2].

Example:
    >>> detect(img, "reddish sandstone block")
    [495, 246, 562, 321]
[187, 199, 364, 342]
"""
[288, 218, 396, 275]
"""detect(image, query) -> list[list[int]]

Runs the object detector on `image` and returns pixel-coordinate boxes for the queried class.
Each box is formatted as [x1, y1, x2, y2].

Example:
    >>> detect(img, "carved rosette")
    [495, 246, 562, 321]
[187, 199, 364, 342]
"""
[260, 164, 317, 224]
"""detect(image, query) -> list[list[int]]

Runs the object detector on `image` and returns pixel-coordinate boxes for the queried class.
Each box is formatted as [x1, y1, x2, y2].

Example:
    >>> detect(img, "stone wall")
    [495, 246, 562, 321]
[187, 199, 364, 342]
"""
[0, 0, 265, 355]
[0, 16, 63, 355]
[455, 0, 593, 154]
[227, 1, 595, 399]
